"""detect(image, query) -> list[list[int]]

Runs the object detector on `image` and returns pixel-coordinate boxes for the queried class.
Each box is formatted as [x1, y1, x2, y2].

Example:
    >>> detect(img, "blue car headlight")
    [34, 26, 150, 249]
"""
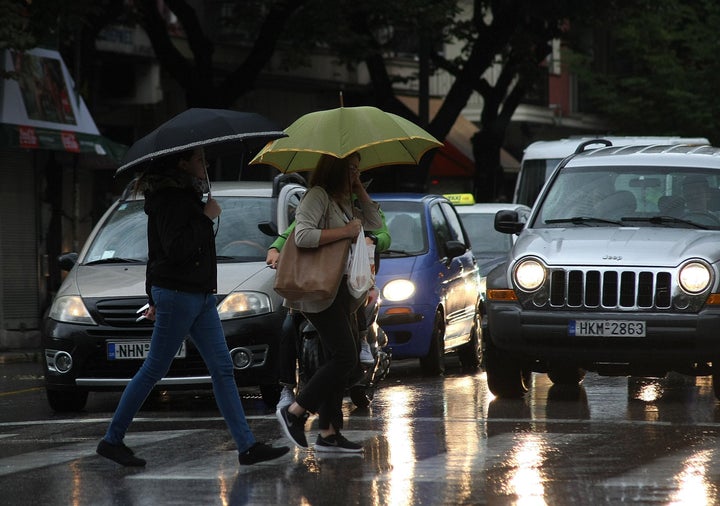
[382, 279, 416, 302]
[217, 291, 271, 320]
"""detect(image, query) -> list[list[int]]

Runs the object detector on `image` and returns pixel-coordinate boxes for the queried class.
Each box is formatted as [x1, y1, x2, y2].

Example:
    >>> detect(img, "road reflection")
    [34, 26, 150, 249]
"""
[384, 387, 415, 506]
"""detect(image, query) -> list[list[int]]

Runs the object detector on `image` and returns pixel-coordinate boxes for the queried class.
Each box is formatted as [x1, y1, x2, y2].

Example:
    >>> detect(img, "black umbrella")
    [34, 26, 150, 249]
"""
[115, 108, 287, 176]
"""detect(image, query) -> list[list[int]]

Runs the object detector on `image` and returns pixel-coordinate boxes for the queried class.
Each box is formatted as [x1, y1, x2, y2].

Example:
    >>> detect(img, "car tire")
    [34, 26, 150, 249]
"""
[547, 366, 586, 386]
[46, 389, 88, 412]
[484, 329, 529, 398]
[419, 310, 445, 376]
[457, 313, 482, 372]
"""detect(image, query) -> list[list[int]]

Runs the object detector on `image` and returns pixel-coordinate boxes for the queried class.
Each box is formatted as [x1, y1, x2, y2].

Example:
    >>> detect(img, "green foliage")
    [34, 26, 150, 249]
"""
[570, 0, 720, 142]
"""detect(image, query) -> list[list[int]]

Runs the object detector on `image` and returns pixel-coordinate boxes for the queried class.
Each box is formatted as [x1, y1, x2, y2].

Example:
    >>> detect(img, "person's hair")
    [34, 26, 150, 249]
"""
[309, 152, 360, 197]
[132, 149, 195, 197]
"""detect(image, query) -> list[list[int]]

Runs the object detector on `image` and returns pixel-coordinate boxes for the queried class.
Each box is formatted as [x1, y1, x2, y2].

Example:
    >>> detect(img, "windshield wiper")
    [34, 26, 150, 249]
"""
[620, 216, 709, 229]
[545, 216, 621, 226]
[85, 257, 145, 265]
[383, 248, 412, 255]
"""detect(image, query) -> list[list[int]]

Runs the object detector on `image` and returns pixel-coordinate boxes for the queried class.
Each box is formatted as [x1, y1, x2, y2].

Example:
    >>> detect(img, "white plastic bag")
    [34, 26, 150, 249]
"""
[347, 228, 373, 298]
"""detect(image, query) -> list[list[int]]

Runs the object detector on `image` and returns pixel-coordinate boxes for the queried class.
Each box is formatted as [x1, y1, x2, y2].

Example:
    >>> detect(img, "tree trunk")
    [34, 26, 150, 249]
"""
[472, 130, 506, 203]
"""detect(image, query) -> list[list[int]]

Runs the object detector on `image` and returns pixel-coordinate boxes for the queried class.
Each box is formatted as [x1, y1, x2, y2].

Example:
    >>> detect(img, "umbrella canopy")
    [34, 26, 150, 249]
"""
[115, 108, 287, 175]
[249, 106, 443, 173]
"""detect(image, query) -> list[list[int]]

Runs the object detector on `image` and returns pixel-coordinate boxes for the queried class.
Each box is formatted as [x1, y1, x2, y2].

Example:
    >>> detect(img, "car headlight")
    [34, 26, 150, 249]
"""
[48, 296, 96, 324]
[382, 279, 415, 302]
[678, 261, 711, 294]
[478, 276, 487, 301]
[514, 258, 546, 292]
[217, 291, 271, 320]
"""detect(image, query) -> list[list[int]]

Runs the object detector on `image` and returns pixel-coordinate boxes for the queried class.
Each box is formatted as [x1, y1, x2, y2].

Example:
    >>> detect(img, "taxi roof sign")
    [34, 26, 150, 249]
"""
[444, 193, 475, 205]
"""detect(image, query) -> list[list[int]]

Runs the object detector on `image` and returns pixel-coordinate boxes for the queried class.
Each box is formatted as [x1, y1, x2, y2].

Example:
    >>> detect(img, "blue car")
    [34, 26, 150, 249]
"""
[372, 193, 481, 374]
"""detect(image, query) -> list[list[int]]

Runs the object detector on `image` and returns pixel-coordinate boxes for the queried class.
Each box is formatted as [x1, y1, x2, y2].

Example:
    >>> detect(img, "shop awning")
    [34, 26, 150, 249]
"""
[396, 96, 519, 177]
[0, 123, 126, 162]
[0, 47, 126, 165]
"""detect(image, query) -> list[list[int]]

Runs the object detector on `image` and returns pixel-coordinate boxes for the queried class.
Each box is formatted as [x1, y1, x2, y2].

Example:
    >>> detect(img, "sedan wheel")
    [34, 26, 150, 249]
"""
[419, 310, 445, 376]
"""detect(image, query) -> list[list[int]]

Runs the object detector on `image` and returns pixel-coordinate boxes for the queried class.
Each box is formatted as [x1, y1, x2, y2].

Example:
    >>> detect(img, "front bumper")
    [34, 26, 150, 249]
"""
[42, 309, 285, 391]
[377, 304, 431, 359]
[486, 301, 720, 367]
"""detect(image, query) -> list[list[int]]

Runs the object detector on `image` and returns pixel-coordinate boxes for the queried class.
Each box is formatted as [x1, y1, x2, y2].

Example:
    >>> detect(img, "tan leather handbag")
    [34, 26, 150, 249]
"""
[273, 230, 351, 302]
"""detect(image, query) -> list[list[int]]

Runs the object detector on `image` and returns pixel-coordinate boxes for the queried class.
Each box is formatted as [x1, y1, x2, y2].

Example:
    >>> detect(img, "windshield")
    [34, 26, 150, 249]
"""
[534, 166, 720, 229]
[515, 158, 562, 207]
[460, 212, 514, 259]
[83, 196, 275, 264]
[376, 201, 427, 255]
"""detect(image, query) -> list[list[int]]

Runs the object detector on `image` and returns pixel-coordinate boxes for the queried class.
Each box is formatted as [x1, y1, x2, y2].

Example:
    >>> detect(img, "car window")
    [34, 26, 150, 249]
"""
[534, 166, 720, 229]
[83, 195, 276, 264]
[215, 196, 275, 260]
[439, 202, 467, 245]
[460, 212, 514, 258]
[375, 201, 426, 254]
[84, 201, 148, 263]
[429, 203, 453, 255]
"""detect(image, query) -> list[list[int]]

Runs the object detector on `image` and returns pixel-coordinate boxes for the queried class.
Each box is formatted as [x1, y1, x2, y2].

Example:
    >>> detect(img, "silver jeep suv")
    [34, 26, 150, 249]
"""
[485, 141, 720, 399]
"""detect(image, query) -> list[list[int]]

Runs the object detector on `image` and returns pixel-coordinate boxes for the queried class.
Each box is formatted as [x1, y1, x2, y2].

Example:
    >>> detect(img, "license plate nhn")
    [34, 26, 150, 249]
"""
[107, 341, 186, 360]
[569, 320, 646, 337]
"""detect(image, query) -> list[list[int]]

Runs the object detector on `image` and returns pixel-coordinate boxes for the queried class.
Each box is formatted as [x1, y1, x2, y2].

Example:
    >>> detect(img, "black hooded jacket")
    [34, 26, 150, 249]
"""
[144, 185, 217, 305]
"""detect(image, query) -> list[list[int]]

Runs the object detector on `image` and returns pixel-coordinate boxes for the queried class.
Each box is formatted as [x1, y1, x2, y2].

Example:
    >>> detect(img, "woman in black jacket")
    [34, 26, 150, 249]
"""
[96, 148, 288, 467]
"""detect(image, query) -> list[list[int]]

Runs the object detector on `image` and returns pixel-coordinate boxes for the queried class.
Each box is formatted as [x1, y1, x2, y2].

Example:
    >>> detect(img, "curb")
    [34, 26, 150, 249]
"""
[0, 350, 42, 364]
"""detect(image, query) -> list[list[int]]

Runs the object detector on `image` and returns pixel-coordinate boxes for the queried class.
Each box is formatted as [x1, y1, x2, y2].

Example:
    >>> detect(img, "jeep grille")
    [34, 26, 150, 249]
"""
[548, 269, 672, 309]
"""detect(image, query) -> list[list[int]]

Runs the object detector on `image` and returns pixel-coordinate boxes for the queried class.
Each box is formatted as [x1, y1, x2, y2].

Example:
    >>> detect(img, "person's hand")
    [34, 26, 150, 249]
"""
[350, 169, 364, 194]
[204, 197, 221, 220]
[365, 236, 374, 246]
[266, 248, 280, 269]
[345, 218, 362, 238]
[143, 305, 156, 322]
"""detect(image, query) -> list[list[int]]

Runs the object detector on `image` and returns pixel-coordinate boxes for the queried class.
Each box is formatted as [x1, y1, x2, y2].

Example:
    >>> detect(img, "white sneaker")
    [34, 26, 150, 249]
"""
[276, 386, 295, 412]
[359, 340, 374, 365]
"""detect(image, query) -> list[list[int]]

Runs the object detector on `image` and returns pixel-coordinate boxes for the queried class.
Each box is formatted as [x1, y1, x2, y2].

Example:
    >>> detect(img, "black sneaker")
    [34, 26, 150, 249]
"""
[314, 432, 363, 453]
[276, 405, 309, 449]
[96, 439, 146, 467]
[238, 442, 290, 465]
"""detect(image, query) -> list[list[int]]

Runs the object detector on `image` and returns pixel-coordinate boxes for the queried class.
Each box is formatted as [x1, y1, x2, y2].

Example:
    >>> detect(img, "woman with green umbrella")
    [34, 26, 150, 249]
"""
[276, 152, 383, 452]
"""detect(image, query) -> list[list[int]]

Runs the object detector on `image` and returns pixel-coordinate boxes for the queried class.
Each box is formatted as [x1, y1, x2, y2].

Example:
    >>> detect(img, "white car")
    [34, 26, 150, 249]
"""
[455, 200, 531, 281]
[42, 175, 305, 411]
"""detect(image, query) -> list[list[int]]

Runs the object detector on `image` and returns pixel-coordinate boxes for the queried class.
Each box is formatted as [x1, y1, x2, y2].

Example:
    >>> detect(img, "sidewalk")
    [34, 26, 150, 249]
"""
[0, 349, 41, 364]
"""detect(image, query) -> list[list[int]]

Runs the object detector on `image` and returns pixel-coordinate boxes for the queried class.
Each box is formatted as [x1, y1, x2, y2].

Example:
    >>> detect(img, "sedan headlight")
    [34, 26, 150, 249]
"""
[514, 258, 546, 292]
[48, 296, 96, 324]
[678, 261, 711, 294]
[382, 279, 415, 302]
[217, 291, 271, 320]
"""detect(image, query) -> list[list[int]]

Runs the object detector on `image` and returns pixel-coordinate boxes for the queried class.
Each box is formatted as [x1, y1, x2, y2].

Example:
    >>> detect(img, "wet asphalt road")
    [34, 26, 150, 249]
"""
[2, 358, 720, 505]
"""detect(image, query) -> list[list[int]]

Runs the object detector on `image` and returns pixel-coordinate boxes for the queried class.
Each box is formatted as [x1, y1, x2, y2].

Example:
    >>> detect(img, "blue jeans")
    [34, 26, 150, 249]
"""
[103, 287, 256, 452]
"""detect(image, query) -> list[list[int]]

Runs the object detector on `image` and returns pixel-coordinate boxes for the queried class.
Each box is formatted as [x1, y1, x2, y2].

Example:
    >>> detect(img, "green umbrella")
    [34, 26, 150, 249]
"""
[249, 106, 443, 172]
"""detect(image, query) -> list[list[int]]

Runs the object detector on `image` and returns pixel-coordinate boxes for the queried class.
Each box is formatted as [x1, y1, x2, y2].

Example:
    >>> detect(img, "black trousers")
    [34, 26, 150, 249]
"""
[296, 281, 359, 431]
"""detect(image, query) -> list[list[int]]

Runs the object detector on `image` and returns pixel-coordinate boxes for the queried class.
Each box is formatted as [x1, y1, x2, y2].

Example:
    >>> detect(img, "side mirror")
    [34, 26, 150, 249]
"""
[258, 221, 279, 237]
[58, 252, 78, 271]
[495, 210, 524, 234]
[445, 240, 466, 259]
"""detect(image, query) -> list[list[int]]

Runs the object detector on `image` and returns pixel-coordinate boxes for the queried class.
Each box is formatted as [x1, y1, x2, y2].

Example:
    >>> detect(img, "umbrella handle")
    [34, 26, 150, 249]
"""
[201, 148, 211, 197]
